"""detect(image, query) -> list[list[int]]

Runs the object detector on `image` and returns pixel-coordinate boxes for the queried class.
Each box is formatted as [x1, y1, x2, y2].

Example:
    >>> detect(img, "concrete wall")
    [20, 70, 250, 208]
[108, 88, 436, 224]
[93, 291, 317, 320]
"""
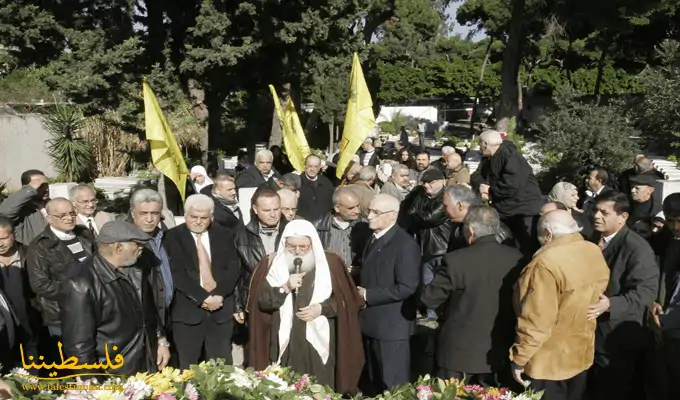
[0, 113, 57, 189]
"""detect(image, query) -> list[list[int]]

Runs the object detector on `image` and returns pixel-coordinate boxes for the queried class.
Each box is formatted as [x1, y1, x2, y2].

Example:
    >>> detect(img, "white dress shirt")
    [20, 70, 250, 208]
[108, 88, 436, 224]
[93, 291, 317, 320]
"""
[78, 214, 99, 234]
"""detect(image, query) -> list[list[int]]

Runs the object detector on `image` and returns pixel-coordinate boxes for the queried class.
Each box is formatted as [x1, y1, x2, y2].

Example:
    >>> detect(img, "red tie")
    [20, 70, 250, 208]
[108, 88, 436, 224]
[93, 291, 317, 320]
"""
[598, 237, 606, 251]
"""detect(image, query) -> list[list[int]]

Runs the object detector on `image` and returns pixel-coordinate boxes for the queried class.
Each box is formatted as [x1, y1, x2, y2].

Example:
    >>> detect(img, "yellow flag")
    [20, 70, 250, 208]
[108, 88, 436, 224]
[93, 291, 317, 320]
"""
[269, 85, 310, 172]
[143, 80, 190, 201]
[336, 53, 375, 179]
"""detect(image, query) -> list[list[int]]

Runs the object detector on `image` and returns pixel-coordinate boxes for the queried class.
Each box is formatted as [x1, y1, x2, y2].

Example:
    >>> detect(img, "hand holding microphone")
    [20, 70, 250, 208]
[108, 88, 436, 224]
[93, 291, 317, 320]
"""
[286, 257, 305, 293]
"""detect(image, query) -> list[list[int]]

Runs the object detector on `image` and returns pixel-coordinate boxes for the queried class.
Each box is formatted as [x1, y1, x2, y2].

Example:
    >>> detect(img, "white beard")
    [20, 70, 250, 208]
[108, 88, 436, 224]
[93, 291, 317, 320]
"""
[284, 250, 316, 274]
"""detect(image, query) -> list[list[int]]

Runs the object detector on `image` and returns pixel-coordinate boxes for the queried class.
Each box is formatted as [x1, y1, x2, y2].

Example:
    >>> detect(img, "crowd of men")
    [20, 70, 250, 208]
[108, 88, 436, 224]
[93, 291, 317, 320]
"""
[0, 130, 678, 400]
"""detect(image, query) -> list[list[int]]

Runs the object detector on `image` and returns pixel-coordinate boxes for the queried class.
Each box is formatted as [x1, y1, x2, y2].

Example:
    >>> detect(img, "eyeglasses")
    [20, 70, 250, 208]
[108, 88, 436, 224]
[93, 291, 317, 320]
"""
[281, 207, 298, 213]
[368, 209, 395, 217]
[49, 212, 77, 221]
[76, 199, 98, 205]
[285, 244, 310, 253]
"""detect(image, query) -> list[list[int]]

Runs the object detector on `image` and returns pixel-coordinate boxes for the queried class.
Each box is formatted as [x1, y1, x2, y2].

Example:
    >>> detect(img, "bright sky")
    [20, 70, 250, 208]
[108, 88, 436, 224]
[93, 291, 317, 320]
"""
[446, 2, 485, 40]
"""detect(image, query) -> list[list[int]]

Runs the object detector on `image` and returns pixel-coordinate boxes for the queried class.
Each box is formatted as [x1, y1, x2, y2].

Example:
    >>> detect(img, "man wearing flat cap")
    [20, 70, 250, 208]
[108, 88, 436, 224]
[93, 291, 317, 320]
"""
[399, 169, 453, 330]
[59, 220, 171, 376]
[628, 174, 662, 238]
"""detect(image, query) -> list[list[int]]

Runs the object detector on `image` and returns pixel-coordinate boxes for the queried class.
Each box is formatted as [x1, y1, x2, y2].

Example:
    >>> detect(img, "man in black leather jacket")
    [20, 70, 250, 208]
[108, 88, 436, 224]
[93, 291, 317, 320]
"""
[26, 198, 95, 367]
[59, 220, 170, 376]
[399, 170, 453, 324]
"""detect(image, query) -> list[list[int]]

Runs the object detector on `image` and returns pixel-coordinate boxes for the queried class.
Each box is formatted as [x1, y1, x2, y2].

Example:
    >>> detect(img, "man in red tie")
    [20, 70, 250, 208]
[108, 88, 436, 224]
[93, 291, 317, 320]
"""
[163, 194, 242, 369]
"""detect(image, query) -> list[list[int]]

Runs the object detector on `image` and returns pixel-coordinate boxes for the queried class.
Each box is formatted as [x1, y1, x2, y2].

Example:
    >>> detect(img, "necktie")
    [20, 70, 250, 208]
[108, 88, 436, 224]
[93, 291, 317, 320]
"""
[87, 218, 96, 236]
[196, 233, 217, 292]
[598, 236, 606, 251]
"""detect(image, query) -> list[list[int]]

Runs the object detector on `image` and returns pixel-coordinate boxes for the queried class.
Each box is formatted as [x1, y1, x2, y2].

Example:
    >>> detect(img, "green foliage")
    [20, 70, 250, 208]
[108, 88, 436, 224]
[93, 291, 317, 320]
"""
[634, 39, 680, 157]
[0, 67, 53, 103]
[534, 85, 639, 191]
[378, 111, 417, 134]
[44, 105, 93, 182]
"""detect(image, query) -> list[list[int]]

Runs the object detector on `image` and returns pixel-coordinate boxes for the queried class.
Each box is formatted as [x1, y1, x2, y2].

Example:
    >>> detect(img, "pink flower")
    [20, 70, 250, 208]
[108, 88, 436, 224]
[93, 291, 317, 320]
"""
[294, 375, 311, 392]
[416, 385, 433, 400]
[184, 383, 199, 400]
[156, 394, 178, 400]
[463, 384, 485, 393]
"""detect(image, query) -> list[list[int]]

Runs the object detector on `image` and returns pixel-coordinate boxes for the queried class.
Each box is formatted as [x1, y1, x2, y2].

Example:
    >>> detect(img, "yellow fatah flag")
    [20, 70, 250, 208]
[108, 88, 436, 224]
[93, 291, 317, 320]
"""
[336, 52, 375, 179]
[143, 79, 190, 201]
[268, 85, 310, 172]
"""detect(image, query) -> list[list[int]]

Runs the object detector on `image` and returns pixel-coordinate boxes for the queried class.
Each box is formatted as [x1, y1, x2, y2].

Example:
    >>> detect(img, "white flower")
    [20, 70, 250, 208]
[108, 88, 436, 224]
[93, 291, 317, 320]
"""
[8, 368, 39, 384]
[122, 378, 152, 400]
[263, 373, 291, 390]
[510, 394, 533, 400]
[230, 373, 254, 389]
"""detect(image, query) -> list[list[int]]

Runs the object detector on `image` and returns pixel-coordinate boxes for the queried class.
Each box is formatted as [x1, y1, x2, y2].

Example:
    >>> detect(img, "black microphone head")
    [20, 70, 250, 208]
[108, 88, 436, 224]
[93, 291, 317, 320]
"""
[293, 257, 302, 267]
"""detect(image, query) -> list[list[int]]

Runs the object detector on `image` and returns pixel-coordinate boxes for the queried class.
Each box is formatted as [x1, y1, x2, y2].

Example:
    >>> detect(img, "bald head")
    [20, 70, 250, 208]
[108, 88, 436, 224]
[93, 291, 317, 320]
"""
[46, 197, 73, 215]
[446, 152, 462, 169]
[368, 194, 400, 231]
[333, 187, 360, 222]
[537, 210, 582, 246]
[46, 197, 77, 231]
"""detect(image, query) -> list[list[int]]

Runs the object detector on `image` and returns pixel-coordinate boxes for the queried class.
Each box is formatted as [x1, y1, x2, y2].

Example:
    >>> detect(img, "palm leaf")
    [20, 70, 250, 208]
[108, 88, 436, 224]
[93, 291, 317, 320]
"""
[44, 105, 93, 182]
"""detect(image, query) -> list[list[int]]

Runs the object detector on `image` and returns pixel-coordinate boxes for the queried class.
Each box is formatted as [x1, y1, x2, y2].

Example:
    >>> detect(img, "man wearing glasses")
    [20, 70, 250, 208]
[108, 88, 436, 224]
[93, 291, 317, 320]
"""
[26, 198, 95, 370]
[358, 194, 421, 395]
[69, 184, 114, 237]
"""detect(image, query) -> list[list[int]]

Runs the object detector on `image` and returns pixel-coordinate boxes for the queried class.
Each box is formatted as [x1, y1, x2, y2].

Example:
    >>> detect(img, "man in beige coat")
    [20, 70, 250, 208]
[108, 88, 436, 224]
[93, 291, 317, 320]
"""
[510, 210, 609, 400]
[69, 184, 115, 236]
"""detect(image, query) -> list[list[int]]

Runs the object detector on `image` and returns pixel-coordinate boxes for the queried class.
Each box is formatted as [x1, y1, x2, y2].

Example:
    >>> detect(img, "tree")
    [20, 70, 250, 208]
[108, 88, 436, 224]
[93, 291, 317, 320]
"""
[635, 39, 680, 158]
[534, 85, 639, 191]
[44, 105, 93, 182]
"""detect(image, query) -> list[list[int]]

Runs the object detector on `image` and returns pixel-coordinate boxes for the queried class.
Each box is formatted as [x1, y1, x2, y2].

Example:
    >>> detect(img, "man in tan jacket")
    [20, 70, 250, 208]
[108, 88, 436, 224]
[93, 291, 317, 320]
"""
[510, 210, 609, 400]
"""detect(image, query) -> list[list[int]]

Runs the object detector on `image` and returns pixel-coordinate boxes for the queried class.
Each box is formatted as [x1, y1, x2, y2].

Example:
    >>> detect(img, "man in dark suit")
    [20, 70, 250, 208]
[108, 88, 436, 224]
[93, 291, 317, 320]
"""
[164, 194, 242, 368]
[358, 138, 380, 167]
[207, 173, 242, 230]
[298, 155, 335, 222]
[582, 168, 615, 213]
[357, 194, 420, 395]
[588, 191, 659, 399]
[421, 205, 524, 385]
[235, 149, 282, 191]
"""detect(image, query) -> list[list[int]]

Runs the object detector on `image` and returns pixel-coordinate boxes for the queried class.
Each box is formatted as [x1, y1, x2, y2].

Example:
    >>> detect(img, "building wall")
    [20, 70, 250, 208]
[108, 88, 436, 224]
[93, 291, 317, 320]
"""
[0, 113, 57, 189]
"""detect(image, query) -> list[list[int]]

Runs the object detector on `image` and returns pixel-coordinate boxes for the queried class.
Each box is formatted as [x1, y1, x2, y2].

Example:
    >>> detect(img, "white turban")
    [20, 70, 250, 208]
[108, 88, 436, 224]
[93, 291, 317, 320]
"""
[266, 220, 332, 364]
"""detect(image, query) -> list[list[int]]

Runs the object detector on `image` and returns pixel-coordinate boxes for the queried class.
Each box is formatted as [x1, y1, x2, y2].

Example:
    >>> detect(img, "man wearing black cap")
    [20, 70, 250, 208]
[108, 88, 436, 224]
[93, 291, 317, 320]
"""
[59, 220, 170, 376]
[400, 169, 453, 329]
[628, 174, 662, 238]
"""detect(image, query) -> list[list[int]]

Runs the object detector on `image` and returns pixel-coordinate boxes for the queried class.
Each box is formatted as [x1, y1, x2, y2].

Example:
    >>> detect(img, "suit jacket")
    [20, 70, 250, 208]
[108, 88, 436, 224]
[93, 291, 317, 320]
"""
[76, 211, 115, 233]
[596, 226, 659, 356]
[360, 225, 421, 340]
[421, 236, 524, 373]
[298, 174, 335, 222]
[358, 151, 380, 167]
[235, 166, 281, 190]
[163, 223, 241, 325]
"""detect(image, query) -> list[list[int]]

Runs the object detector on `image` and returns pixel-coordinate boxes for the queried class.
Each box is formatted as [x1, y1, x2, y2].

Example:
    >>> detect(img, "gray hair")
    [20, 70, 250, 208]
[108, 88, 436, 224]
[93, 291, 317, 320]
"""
[68, 184, 95, 201]
[256, 149, 274, 161]
[445, 184, 480, 206]
[184, 194, 215, 214]
[464, 205, 500, 238]
[332, 187, 358, 206]
[441, 146, 455, 155]
[130, 188, 164, 210]
[480, 130, 503, 146]
[538, 211, 583, 237]
[277, 188, 298, 204]
[281, 173, 301, 191]
[391, 163, 409, 178]
[358, 166, 377, 182]
[213, 172, 235, 186]
[372, 193, 400, 213]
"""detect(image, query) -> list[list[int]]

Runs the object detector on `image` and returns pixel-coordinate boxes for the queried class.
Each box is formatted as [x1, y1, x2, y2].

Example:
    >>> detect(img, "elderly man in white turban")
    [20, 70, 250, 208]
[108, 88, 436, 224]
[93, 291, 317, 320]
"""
[248, 220, 364, 395]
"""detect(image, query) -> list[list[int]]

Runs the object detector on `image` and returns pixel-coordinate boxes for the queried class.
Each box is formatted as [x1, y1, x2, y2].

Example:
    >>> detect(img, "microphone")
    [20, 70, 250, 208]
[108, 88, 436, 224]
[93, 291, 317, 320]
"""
[293, 257, 302, 295]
